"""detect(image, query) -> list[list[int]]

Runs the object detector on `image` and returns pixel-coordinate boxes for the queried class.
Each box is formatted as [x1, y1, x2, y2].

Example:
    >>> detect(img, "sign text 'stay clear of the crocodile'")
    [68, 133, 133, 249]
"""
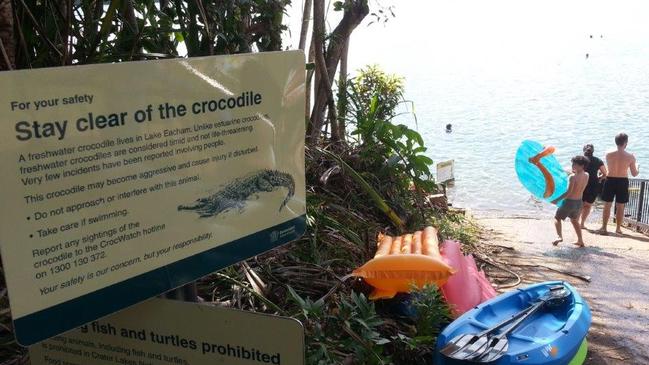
[0, 51, 306, 345]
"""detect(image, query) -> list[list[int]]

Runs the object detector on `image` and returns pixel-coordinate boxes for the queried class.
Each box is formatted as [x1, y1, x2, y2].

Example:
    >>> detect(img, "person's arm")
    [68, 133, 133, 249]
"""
[630, 154, 640, 177]
[598, 163, 607, 181]
[552, 174, 574, 204]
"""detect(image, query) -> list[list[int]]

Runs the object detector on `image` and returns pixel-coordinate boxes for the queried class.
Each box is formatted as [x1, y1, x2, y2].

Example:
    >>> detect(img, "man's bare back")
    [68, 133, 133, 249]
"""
[566, 171, 589, 200]
[606, 150, 639, 178]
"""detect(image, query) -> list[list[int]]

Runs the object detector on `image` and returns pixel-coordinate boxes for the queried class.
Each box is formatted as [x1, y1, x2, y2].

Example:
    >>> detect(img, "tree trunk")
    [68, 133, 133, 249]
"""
[298, 0, 312, 50]
[0, 0, 15, 70]
[307, 0, 326, 143]
[305, 38, 315, 127]
[121, 0, 140, 35]
[58, 0, 72, 65]
[308, 0, 368, 145]
[337, 38, 349, 141]
[301, 0, 314, 125]
[309, 0, 339, 144]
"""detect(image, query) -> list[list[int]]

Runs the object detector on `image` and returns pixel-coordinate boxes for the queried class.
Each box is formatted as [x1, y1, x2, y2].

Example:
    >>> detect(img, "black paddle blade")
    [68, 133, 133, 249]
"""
[475, 337, 509, 363]
[448, 336, 489, 360]
[440, 334, 479, 357]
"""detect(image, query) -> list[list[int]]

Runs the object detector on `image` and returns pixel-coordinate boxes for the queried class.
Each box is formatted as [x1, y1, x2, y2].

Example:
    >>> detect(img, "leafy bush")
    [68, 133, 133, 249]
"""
[10, 0, 289, 68]
[411, 285, 452, 343]
[432, 212, 480, 246]
[349, 65, 404, 122]
[384, 286, 452, 364]
[341, 65, 437, 230]
[288, 287, 391, 365]
[345, 66, 436, 195]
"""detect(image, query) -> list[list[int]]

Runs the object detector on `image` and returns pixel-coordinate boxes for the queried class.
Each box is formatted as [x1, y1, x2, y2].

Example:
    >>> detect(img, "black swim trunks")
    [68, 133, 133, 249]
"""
[601, 177, 629, 204]
[582, 187, 599, 204]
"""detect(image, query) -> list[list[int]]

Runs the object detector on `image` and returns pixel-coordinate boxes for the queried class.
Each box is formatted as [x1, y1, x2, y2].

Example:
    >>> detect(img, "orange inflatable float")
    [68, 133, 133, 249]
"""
[528, 146, 557, 198]
[352, 227, 455, 300]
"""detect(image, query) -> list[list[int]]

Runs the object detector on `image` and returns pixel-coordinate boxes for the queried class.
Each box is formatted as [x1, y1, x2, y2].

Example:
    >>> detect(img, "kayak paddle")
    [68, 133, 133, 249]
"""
[472, 285, 571, 363]
[440, 285, 570, 361]
[439, 304, 535, 359]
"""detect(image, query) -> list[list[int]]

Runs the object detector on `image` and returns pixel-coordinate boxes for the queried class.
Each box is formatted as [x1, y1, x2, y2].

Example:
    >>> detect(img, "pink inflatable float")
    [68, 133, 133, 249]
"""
[440, 240, 497, 316]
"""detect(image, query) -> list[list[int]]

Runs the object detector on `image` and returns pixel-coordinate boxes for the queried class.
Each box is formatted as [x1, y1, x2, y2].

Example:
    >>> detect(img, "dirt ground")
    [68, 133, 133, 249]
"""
[477, 217, 649, 365]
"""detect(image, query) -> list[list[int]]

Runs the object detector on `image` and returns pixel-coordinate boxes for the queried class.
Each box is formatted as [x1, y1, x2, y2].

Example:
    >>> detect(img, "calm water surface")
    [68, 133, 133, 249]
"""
[405, 44, 649, 217]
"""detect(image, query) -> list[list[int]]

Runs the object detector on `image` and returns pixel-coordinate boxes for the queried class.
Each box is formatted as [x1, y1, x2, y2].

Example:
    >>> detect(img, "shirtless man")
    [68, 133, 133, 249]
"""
[599, 133, 640, 235]
[552, 156, 590, 247]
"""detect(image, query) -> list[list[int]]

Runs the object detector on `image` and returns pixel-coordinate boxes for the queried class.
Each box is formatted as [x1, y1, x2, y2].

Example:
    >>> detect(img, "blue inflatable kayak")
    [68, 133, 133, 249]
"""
[435, 281, 591, 365]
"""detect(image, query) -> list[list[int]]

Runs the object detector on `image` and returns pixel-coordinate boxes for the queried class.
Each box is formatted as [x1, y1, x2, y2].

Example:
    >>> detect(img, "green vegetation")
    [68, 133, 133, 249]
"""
[411, 285, 453, 342]
[1, 0, 289, 69]
[204, 64, 475, 363]
[346, 66, 438, 210]
[0, 1, 479, 364]
[270, 65, 474, 363]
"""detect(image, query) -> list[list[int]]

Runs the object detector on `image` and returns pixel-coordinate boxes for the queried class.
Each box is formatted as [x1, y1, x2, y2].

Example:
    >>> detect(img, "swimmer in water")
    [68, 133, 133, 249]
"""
[445, 123, 452, 133]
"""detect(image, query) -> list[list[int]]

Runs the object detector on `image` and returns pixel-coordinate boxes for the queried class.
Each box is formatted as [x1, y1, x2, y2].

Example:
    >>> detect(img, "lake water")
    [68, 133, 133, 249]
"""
[287, 0, 649, 217]
[395, 37, 649, 217]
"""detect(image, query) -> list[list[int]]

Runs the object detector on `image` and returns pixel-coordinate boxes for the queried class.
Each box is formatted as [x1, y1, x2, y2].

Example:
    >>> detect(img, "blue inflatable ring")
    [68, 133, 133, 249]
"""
[515, 140, 568, 203]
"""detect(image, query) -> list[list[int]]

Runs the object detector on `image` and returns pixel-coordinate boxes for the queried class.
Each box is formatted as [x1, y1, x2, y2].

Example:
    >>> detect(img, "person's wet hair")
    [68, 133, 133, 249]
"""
[571, 155, 590, 167]
[615, 132, 628, 146]
[583, 144, 594, 157]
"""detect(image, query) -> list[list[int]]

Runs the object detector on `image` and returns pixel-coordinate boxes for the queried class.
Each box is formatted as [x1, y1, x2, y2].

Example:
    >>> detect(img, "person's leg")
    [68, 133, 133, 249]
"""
[599, 179, 614, 234]
[615, 179, 630, 234]
[580, 202, 592, 228]
[553, 218, 563, 245]
[615, 203, 625, 234]
[571, 218, 585, 247]
[600, 202, 612, 233]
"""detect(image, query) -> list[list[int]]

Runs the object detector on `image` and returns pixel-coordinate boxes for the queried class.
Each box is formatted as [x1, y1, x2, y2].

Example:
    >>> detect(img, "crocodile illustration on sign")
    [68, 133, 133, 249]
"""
[178, 169, 295, 218]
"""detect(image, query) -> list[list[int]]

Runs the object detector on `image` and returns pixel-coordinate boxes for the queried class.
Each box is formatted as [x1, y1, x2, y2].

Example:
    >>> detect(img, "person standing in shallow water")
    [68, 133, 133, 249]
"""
[580, 144, 607, 229]
[599, 133, 640, 235]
